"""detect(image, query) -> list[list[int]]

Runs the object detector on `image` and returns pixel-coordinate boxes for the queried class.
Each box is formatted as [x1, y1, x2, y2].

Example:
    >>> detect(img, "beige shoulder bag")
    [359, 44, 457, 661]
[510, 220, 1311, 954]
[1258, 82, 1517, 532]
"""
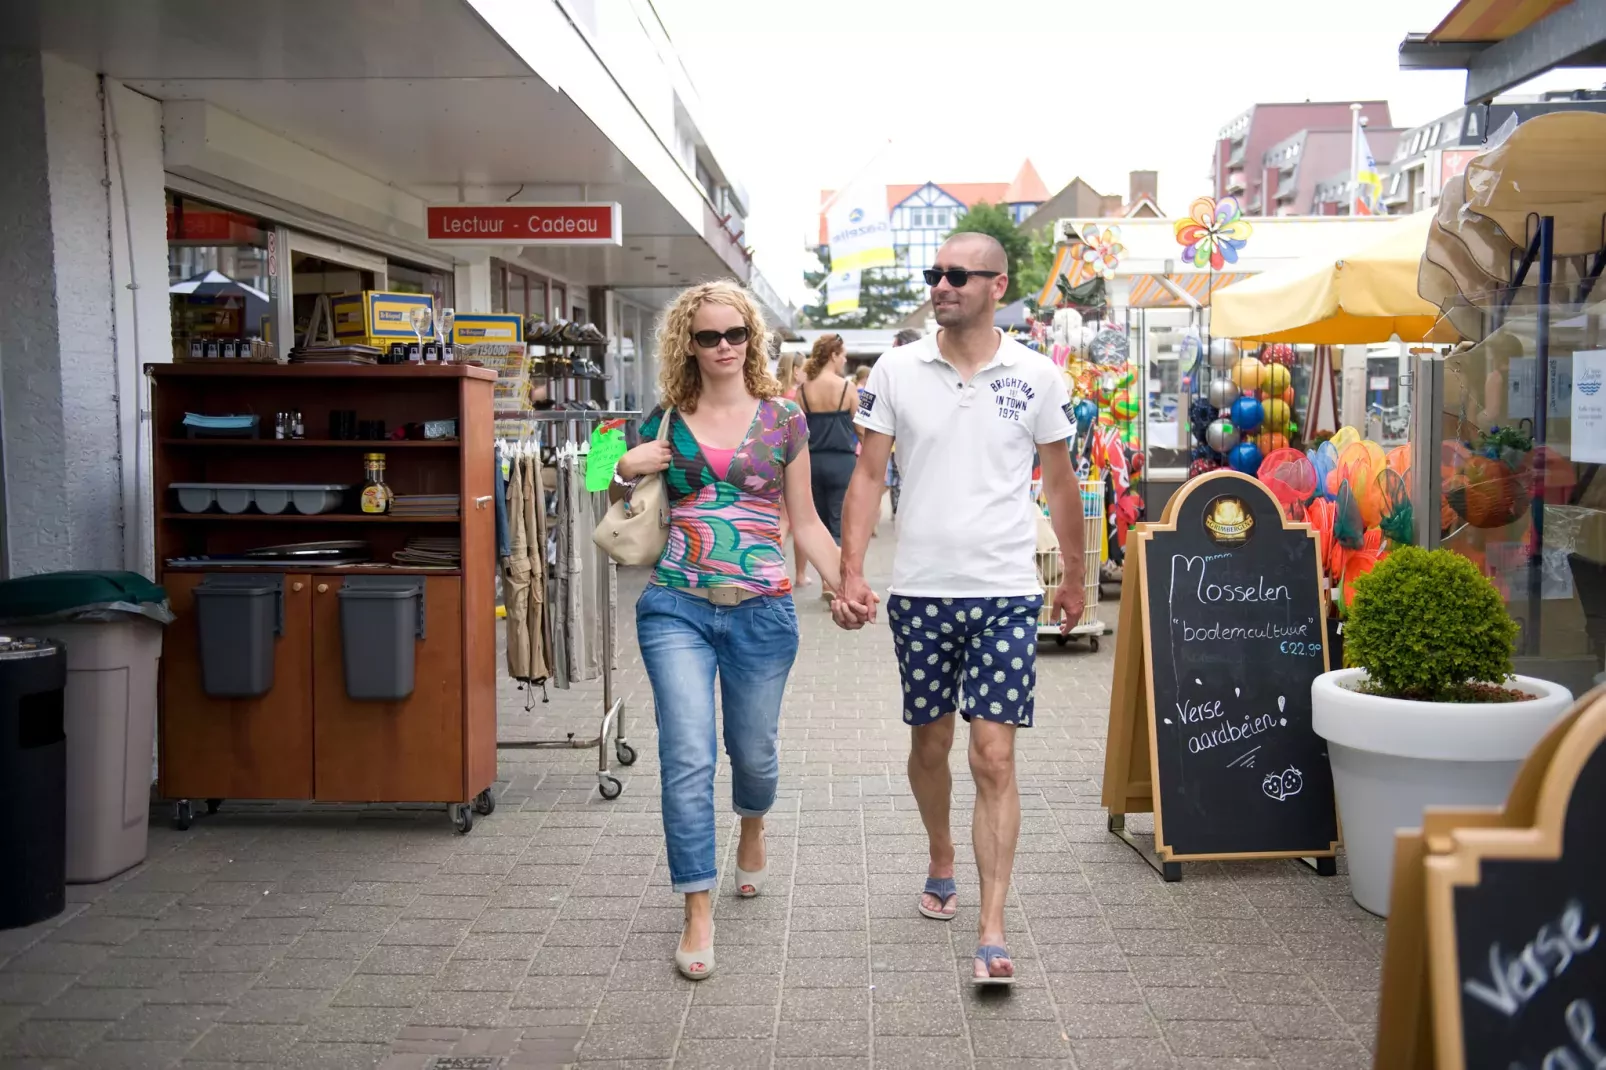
[592, 408, 674, 566]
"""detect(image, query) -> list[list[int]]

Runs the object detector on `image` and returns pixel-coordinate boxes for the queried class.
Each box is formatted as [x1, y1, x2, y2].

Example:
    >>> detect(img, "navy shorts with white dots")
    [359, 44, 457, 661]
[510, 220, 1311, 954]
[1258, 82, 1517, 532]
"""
[886, 595, 1043, 728]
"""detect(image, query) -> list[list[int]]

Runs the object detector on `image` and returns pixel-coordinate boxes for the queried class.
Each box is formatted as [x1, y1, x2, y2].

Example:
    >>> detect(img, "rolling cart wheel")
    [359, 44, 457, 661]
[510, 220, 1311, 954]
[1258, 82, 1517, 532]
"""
[172, 800, 193, 831]
[1055, 635, 1069, 647]
[598, 775, 623, 800]
[1090, 637, 1100, 653]
[451, 804, 474, 835]
[205, 798, 223, 815]
[472, 789, 496, 816]
[615, 741, 638, 767]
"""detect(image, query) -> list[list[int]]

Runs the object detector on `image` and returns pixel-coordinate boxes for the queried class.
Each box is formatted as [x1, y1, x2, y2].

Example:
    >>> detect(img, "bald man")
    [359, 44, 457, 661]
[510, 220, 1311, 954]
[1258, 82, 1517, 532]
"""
[831, 232, 1085, 987]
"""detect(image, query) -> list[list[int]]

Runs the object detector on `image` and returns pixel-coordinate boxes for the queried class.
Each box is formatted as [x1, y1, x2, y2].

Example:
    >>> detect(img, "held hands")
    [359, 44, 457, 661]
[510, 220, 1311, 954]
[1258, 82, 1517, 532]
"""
[617, 440, 672, 481]
[829, 574, 879, 631]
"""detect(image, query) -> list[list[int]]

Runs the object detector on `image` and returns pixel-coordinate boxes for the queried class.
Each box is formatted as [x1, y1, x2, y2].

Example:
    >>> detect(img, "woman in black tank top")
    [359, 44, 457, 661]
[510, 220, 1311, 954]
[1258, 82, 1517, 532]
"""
[798, 336, 860, 565]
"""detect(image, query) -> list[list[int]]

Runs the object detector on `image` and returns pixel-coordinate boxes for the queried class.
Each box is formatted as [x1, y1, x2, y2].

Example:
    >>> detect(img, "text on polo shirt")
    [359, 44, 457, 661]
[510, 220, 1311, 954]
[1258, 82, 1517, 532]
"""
[990, 377, 1036, 422]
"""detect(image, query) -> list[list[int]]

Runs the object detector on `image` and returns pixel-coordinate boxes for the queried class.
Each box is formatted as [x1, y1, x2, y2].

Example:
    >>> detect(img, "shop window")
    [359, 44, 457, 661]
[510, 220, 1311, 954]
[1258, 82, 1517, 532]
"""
[388, 260, 451, 307]
[166, 192, 275, 351]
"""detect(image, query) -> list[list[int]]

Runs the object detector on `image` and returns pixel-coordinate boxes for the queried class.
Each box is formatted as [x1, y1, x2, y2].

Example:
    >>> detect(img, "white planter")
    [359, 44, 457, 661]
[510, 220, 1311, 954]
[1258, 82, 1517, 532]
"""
[1311, 669, 1572, 917]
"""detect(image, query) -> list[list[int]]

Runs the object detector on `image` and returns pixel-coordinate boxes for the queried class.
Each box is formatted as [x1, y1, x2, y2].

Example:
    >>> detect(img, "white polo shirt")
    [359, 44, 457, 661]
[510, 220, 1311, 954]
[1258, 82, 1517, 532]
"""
[856, 330, 1074, 598]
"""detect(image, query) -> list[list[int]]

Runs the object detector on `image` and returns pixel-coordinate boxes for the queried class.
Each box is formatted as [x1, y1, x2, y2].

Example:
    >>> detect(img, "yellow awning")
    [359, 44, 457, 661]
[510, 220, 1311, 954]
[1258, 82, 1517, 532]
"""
[1127, 272, 1253, 309]
[1209, 212, 1458, 344]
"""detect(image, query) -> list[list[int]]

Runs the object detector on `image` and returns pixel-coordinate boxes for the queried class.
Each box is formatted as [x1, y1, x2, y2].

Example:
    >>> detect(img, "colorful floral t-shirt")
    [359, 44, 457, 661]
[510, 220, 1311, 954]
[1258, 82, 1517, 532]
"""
[639, 399, 808, 595]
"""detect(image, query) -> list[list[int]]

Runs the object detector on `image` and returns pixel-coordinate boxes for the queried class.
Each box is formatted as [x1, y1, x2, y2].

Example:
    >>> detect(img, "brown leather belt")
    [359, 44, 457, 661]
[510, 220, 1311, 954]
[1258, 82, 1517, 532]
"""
[668, 584, 764, 607]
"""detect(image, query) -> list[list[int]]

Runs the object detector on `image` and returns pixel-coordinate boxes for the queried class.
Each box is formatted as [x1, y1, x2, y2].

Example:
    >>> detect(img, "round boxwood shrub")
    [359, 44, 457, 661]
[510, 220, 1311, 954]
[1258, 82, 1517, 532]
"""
[1343, 545, 1518, 701]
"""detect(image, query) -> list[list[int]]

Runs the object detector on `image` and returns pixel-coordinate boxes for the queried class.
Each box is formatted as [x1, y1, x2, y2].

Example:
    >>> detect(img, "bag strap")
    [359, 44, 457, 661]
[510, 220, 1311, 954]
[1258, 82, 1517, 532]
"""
[655, 406, 675, 443]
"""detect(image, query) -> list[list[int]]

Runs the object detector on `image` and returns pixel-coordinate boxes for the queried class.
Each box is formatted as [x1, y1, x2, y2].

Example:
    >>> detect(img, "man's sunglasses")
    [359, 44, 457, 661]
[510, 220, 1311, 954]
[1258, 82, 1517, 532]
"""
[923, 268, 1002, 288]
[691, 326, 750, 349]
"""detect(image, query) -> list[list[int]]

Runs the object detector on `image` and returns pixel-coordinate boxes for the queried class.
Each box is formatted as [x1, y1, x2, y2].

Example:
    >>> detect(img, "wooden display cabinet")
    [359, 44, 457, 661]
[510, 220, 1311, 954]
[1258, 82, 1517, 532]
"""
[148, 364, 499, 833]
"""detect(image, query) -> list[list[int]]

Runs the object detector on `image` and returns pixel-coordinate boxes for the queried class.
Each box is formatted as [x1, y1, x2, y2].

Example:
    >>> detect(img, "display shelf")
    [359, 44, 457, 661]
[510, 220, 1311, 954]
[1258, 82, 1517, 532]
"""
[148, 363, 497, 381]
[162, 564, 461, 576]
[160, 512, 461, 523]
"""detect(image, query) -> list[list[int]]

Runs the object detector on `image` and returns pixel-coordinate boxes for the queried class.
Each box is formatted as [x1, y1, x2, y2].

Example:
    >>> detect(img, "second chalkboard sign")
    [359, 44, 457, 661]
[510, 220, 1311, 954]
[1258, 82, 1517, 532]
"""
[1103, 471, 1340, 872]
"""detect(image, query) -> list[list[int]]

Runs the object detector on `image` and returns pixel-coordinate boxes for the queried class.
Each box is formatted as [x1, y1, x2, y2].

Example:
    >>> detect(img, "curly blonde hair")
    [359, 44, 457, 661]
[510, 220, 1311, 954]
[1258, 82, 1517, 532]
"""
[804, 333, 845, 380]
[655, 281, 779, 412]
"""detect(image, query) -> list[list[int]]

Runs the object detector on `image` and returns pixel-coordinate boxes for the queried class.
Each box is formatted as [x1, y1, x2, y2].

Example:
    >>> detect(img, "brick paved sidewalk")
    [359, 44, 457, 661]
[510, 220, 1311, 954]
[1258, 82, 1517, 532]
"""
[0, 518, 1384, 1069]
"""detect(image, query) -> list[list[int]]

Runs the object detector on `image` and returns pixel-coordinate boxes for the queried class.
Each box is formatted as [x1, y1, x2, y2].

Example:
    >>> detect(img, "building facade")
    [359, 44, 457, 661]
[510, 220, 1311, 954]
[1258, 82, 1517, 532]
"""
[1210, 101, 1393, 215]
[1, 0, 791, 580]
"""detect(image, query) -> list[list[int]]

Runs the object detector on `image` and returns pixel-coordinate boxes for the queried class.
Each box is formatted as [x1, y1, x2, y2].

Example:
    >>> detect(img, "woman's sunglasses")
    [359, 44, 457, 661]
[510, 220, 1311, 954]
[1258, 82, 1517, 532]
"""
[922, 268, 1001, 288]
[692, 326, 750, 349]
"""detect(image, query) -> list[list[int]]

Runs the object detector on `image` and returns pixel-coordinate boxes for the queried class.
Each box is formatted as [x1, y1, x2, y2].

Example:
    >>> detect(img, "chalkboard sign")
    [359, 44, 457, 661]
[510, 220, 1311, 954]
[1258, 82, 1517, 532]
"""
[1139, 472, 1339, 861]
[1424, 695, 1606, 1070]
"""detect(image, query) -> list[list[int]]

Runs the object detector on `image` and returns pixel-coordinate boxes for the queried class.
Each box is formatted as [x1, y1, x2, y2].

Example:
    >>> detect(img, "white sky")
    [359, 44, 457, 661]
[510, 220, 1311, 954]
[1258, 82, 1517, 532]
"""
[653, 0, 1605, 307]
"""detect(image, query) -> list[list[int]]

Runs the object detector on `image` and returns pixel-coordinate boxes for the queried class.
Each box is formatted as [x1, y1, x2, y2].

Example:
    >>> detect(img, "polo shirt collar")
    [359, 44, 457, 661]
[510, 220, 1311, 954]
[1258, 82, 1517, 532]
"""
[921, 328, 1017, 369]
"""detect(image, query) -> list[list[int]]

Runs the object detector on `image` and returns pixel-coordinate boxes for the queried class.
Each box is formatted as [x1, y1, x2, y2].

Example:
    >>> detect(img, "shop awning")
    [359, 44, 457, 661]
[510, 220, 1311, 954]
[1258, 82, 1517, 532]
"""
[1127, 272, 1253, 309]
[1209, 212, 1457, 344]
[1399, 0, 1606, 104]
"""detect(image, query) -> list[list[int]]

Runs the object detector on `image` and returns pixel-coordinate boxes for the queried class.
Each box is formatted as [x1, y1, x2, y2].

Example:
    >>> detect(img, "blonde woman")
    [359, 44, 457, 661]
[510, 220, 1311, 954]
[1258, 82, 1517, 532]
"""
[613, 282, 852, 981]
[797, 334, 859, 592]
[775, 352, 800, 399]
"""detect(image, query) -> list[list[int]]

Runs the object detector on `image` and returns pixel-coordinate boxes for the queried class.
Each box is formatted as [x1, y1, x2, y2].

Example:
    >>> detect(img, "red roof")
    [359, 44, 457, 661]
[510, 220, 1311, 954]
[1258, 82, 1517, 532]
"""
[1004, 160, 1050, 204]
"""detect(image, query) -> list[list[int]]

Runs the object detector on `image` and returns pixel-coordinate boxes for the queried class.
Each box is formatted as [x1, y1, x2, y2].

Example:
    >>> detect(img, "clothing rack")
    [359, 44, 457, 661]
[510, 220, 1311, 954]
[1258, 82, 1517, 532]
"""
[495, 408, 641, 800]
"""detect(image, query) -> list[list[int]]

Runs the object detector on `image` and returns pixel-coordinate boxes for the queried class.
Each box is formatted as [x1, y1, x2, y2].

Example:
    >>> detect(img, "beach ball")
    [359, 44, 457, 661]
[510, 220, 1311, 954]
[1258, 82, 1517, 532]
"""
[1282, 386, 1296, 406]
[1109, 391, 1140, 422]
[1206, 418, 1238, 454]
[1207, 337, 1239, 371]
[1262, 398, 1290, 432]
[1228, 441, 1263, 474]
[1230, 396, 1264, 433]
[1231, 357, 1266, 394]
[1207, 376, 1239, 409]
[1093, 372, 1119, 404]
[1255, 431, 1289, 455]
[1073, 399, 1099, 429]
[1262, 343, 1296, 367]
[1262, 362, 1291, 397]
[1188, 457, 1224, 478]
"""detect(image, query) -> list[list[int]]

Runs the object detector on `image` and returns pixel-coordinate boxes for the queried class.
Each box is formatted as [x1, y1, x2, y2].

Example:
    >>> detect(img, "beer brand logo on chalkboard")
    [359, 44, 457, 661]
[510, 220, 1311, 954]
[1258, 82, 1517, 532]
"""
[1205, 497, 1254, 544]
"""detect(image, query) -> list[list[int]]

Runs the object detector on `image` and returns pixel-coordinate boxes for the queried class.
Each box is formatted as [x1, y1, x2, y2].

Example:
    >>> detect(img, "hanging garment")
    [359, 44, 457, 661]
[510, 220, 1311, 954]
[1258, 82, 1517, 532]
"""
[494, 444, 512, 559]
[544, 451, 571, 691]
[503, 451, 533, 681]
[528, 450, 554, 681]
[563, 449, 601, 683]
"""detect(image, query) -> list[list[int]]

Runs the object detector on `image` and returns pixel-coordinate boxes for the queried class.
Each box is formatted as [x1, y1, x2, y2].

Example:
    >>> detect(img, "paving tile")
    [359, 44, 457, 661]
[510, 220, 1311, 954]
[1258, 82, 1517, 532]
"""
[0, 542, 1389, 1066]
[187, 1022, 307, 1062]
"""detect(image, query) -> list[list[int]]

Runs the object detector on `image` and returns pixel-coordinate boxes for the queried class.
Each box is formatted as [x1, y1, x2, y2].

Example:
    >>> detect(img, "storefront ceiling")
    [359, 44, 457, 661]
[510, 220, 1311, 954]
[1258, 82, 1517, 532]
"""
[26, 0, 744, 291]
[25, 0, 531, 81]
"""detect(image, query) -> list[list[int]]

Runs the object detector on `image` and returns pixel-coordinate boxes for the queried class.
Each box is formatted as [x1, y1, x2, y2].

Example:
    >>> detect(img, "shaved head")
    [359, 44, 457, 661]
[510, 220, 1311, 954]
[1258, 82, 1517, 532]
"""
[940, 232, 1007, 273]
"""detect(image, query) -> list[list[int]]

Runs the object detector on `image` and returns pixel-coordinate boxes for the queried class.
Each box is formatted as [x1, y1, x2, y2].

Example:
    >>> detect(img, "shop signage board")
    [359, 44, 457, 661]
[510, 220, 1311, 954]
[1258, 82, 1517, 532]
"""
[426, 203, 623, 246]
[1374, 691, 1604, 1070]
[1100, 471, 1339, 880]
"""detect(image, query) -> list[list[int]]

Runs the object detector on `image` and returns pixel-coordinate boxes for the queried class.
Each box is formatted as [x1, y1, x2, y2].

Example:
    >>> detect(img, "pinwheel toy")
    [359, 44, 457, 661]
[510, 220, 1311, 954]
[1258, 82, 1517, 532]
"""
[1079, 224, 1125, 281]
[1175, 196, 1253, 270]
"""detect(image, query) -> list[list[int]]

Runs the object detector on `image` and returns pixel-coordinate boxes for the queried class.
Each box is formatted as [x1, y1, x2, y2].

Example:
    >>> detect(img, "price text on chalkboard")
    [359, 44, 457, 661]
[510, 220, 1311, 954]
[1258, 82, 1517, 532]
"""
[1140, 473, 1339, 860]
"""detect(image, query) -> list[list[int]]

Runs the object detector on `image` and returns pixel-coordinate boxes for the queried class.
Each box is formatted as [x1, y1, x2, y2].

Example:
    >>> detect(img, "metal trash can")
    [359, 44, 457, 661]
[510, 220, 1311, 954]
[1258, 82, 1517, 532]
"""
[0, 638, 67, 929]
[193, 574, 283, 698]
[0, 572, 170, 885]
[338, 577, 424, 700]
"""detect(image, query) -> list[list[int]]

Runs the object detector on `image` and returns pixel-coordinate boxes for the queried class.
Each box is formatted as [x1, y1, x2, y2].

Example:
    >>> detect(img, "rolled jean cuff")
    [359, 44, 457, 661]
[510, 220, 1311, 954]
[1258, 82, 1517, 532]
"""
[672, 872, 718, 895]
[732, 803, 771, 819]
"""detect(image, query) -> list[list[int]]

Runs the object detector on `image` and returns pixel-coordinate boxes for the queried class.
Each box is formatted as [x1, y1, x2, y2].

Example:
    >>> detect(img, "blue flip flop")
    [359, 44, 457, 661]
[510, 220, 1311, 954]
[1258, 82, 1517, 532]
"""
[973, 944, 1016, 987]
[917, 876, 957, 920]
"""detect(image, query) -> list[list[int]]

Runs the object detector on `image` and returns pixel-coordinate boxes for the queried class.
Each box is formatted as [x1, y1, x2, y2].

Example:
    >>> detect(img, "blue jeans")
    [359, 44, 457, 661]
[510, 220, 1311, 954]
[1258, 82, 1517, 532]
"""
[636, 584, 799, 893]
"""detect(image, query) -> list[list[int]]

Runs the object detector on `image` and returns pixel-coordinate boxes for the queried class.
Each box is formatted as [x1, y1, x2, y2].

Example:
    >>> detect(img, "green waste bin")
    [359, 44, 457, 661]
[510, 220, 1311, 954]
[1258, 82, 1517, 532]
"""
[0, 572, 171, 883]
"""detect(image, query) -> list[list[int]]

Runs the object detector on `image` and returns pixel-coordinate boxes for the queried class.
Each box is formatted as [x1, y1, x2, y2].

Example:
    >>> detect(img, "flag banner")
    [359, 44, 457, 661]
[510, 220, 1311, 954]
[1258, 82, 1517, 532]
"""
[826, 183, 895, 274]
[826, 269, 861, 315]
[1353, 125, 1382, 216]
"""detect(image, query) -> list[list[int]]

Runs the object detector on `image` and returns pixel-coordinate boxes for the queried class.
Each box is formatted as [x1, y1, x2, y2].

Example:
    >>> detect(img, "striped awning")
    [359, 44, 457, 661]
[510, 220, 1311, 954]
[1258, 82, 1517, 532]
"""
[1428, 0, 1574, 40]
[1034, 244, 1094, 306]
[1126, 272, 1254, 309]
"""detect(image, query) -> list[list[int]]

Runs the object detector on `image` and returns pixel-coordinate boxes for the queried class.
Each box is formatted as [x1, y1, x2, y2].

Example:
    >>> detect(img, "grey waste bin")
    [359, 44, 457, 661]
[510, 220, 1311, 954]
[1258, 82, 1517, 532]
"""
[338, 577, 424, 700]
[0, 639, 67, 928]
[0, 572, 170, 885]
[193, 575, 284, 698]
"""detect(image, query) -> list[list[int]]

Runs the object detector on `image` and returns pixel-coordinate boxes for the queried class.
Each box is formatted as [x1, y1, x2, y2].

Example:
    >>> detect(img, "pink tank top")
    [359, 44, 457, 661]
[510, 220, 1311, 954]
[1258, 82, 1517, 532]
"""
[702, 445, 736, 482]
